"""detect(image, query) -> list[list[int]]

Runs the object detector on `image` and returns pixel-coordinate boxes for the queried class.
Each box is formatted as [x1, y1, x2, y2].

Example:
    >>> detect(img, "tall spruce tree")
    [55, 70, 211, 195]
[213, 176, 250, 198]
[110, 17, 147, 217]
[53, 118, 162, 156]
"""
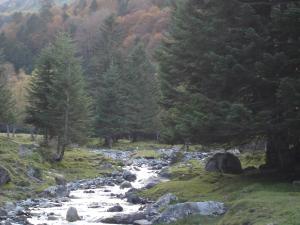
[123, 42, 159, 141]
[87, 14, 123, 99]
[95, 61, 125, 147]
[0, 50, 15, 135]
[26, 33, 90, 161]
[159, 0, 300, 171]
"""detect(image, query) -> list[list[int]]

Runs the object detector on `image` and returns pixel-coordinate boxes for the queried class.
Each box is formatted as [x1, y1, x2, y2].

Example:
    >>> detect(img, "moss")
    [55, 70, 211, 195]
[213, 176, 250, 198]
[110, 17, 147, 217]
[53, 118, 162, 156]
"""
[132, 150, 161, 159]
[0, 134, 118, 205]
[141, 159, 300, 225]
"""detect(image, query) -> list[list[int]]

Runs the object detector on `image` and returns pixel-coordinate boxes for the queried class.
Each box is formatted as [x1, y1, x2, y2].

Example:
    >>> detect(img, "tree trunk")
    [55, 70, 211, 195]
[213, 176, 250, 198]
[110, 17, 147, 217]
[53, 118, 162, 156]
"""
[104, 136, 113, 148]
[156, 131, 160, 142]
[131, 132, 138, 143]
[266, 130, 294, 171]
[6, 124, 10, 138]
[12, 125, 16, 138]
[30, 128, 35, 141]
[54, 136, 65, 162]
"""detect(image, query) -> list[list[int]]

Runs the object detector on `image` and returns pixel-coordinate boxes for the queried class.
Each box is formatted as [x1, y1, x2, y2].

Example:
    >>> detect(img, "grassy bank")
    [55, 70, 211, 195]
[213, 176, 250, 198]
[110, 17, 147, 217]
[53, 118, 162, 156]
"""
[141, 157, 300, 225]
[0, 134, 118, 205]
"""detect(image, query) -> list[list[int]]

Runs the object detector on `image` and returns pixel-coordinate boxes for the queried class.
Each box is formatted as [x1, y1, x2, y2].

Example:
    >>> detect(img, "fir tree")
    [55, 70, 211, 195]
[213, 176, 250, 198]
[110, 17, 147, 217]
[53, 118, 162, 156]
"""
[26, 33, 90, 161]
[89, 0, 98, 13]
[0, 50, 15, 136]
[158, 0, 300, 171]
[123, 42, 159, 141]
[95, 62, 124, 147]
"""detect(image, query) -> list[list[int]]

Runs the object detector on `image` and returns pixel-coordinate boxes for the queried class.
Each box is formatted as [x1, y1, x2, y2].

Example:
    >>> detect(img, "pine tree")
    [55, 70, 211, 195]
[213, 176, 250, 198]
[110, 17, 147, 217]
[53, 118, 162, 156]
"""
[87, 14, 123, 99]
[0, 50, 15, 136]
[95, 62, 124, 147]
[158, 0, 300, 171]
[123, 42, 159, 141]
[26, 33, 90, 161]
[89, 0, 98, 13]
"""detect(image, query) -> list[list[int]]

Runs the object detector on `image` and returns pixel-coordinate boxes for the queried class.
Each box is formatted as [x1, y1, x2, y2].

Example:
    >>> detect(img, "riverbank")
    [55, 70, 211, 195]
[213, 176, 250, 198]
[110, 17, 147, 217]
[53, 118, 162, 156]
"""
[0, 135, 118, 206]
[1, 135, 300, 225]
[141, 156, 300, 225]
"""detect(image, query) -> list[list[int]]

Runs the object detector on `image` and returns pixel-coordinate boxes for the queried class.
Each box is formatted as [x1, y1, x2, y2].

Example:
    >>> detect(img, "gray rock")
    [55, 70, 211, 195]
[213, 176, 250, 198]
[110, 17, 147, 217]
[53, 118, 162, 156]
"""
[120, 181, 132, 189]
[55, 175, 66, 185]
[155, 201, 225, 224]
[107, 204, 123, 212]
[158, 168, 171, 179]
[4, 202, 15, 212]
[205, 153, 242, 174]
[43, 185, 70, 198]
[123, 170, 137, 182]
[27, 166, 42, 180]
[127, 193, 146, 204]
[153, 193, 177, 209]
[18, 145, 33, 158]
[88, 202, 101, 209]
[115, 176, 124, 184]
[145, 193, 177, 217]
[144, 178, 161, 189]
[133, 219, 152, 225]
[66, 207, 80, 222]
[48, 215, 59, 220]
[100, 212, 146, 224]
[84, 190, 95, 193]
[0, 208, 7, 216]
[0, 166, 10, 186]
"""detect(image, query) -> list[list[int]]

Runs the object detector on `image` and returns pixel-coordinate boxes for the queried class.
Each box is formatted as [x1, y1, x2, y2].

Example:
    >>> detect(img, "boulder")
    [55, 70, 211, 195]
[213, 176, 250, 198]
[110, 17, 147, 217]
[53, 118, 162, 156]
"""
[153, 193, 177, 209]
[54, 175, 67, 185]
[127, 193, 146, 204]
[133, 219, 152, 225]
[144, 177, 161, 189]
[0, 208, 7, 219]
[122, 170, 137, 182]
[158, 168, 171, 179]
[66, 207, 80, 222]
[88, 202, 101, 209]
[120, 181, 132, 189]
[145, 193, 177, 217]
[0, 166, 11, 186]
[42, 185, 70, 198]
[155, 201, 225, 224]
[100, 212, 146, 224]
[205, 153, 242, 174]
[107, 204, 123, 212]
[27, 166, 42, 180]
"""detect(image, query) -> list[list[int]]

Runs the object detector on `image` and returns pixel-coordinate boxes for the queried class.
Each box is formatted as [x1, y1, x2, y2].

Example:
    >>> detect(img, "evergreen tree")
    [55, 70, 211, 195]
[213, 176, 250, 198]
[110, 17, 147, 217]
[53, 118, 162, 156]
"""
[89, 0, 98, 13]
[123, 42, 159, 141]
[159, 0, 300, 171]
[26, 33, 90, 161]
[95, 62, 124, 147]
[87, 14, 122, 99]
[0, 50, 15, 135]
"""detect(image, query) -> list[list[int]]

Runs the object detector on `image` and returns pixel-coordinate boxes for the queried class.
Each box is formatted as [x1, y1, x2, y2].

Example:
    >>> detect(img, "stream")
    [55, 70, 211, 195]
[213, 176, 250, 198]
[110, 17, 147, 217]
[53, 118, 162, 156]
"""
[27, 150, 166, 225]
[1, 148, 211, 225]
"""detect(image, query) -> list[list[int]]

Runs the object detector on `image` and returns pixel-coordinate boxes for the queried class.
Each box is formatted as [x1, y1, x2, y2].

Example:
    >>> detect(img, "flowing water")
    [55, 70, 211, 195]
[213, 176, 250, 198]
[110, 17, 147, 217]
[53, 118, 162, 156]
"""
[28, 164, 158, 225]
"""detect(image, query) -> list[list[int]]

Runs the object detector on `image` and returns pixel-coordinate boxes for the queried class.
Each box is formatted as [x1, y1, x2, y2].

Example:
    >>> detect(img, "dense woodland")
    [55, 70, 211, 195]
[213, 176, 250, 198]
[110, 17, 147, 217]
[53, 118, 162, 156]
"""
[0, 0, 299, 174]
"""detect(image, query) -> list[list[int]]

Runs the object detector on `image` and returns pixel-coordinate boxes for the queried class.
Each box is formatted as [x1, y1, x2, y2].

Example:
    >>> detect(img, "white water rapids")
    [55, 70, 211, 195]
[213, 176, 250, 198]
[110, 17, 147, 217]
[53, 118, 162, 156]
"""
[28, 165, 157, 225]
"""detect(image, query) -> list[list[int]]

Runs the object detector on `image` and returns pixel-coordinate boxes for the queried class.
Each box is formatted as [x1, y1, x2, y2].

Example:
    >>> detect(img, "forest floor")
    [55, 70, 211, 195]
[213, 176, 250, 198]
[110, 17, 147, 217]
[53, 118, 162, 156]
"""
[0, 134, 300, 224]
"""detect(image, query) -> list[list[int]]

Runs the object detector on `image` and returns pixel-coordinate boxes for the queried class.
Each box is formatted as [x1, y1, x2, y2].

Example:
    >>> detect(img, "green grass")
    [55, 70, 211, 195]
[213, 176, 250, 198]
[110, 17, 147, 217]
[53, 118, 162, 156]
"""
[132, 149, 161, 159]
[141, 159, 300, 225]
[0, 134, 118, 205]
[86, 138, 173, 151]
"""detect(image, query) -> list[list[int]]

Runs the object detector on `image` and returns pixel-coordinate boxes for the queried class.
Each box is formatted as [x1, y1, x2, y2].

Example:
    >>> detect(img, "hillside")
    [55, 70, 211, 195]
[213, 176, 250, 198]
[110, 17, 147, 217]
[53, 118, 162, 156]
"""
[0, 0, 72, 14]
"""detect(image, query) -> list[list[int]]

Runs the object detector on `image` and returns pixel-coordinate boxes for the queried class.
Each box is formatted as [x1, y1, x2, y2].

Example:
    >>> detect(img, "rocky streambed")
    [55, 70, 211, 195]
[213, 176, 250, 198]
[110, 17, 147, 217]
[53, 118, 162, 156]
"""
[0, 148, 226, 225]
